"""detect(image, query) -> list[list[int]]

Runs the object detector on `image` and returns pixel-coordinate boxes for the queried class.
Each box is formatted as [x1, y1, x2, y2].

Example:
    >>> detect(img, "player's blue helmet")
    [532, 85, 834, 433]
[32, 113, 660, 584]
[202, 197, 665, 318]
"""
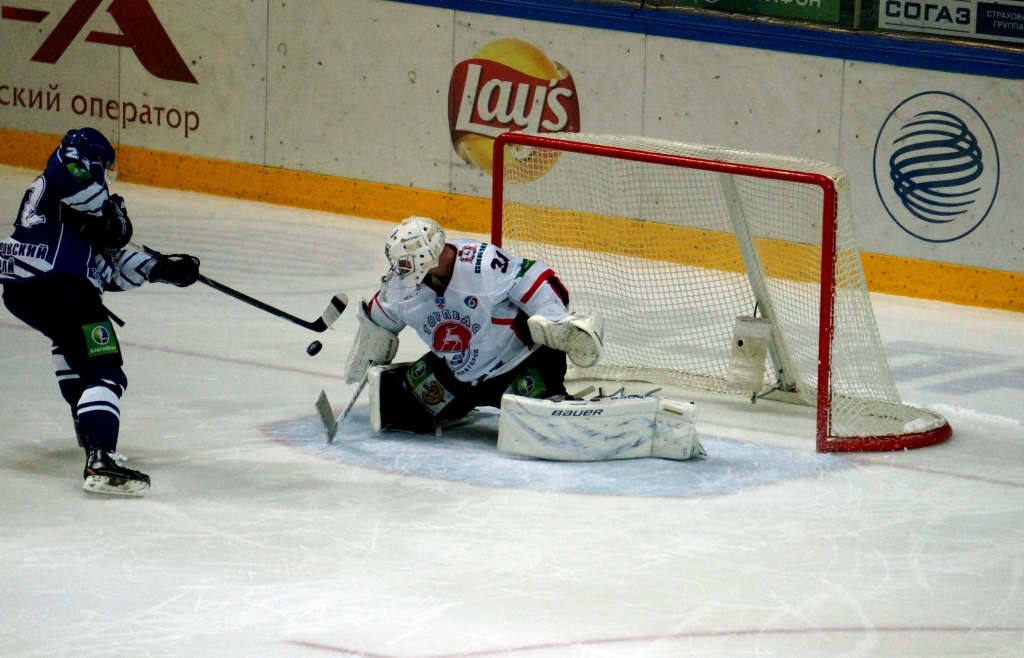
[61, 127, 118, 183]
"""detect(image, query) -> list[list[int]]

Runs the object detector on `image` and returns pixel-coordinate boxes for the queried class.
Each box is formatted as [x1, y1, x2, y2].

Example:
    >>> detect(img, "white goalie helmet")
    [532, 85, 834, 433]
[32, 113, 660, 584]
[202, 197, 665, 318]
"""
[384, 216, 446, 285]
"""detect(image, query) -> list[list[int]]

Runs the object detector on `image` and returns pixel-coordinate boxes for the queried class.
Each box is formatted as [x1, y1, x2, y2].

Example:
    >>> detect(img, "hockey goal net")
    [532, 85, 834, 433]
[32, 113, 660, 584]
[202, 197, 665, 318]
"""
[492, 132, 951, 453]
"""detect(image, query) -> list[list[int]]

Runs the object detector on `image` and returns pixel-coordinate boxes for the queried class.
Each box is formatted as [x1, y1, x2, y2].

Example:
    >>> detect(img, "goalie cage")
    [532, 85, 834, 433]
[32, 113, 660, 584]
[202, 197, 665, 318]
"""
[492, 132, 952, 453]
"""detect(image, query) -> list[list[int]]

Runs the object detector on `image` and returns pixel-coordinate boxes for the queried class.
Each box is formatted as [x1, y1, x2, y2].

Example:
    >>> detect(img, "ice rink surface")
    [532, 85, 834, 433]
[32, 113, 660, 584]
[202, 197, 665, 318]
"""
[1, 164, 1023, 657]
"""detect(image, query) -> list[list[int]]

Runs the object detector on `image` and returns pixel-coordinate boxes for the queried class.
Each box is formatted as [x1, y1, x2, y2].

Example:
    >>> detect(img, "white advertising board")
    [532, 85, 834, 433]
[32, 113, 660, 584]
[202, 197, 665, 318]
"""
[839, 60, 1024, 271]
[0, 0, 269, 164]
[266, 0, 455, 192]
[116, 0, 269, 163]
[643, 36, 845, 165]
[2, 0, 1022, 276]
[0, 0, 120, 141]
[880, 0, 1024, 45]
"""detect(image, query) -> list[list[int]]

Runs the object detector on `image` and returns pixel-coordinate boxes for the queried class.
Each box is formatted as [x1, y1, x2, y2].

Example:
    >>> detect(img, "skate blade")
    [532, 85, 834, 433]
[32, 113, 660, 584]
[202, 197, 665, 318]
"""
[82, 474, 150, 497]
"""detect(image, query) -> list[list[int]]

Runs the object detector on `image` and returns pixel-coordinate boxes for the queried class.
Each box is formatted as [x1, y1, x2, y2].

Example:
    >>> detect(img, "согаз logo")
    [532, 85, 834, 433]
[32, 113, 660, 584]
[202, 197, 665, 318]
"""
[873, 91, 999, 243]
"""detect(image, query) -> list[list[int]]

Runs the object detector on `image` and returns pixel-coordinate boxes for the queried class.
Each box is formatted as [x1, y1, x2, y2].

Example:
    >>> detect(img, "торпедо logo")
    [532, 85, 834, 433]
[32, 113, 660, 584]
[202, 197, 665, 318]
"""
[873, 91, 999, 243]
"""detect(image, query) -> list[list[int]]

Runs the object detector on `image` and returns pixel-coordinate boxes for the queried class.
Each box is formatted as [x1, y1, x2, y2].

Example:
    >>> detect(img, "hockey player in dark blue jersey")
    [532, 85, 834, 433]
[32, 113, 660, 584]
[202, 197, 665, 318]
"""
[1, 127, 201, 496]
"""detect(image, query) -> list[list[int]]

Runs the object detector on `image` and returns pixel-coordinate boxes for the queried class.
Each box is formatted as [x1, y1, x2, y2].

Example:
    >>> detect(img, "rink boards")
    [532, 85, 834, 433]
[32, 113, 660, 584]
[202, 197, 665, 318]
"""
[0, 0, 1022, 310]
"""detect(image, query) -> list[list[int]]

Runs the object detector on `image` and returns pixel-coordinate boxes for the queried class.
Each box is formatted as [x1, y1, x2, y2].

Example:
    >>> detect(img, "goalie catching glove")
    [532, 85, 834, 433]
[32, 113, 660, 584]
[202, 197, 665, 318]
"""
[344, 298, 400, 384]
[527, 311, 604, 368]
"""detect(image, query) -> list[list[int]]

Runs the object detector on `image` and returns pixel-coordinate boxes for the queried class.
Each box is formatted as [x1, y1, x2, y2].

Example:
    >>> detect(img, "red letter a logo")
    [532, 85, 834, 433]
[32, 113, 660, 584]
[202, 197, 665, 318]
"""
[30, 0, 197, 84]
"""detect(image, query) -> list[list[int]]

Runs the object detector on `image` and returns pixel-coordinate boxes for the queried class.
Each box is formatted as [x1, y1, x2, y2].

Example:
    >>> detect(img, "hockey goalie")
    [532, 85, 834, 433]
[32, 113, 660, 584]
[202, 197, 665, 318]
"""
[340, 216, 704, 462]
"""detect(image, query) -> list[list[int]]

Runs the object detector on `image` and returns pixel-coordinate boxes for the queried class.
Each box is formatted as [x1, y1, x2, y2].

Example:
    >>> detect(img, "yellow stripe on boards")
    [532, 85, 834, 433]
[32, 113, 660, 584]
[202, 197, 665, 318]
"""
[862, 254, 1024, 313]
[0, 128, 58, 170]
[505, 204, 826, 286]
[114, 144, 492, 233]
[0, 127, 1020, 313]
[0, 128, 490, 232]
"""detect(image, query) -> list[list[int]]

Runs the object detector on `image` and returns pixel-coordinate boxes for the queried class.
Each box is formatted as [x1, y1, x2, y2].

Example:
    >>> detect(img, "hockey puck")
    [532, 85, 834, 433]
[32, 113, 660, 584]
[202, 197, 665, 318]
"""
[306, 340, 322, 356]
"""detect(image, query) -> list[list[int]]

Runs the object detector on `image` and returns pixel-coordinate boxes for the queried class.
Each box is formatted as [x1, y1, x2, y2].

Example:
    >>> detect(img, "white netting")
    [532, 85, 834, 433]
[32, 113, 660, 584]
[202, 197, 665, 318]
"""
[499, 133, 947, 444]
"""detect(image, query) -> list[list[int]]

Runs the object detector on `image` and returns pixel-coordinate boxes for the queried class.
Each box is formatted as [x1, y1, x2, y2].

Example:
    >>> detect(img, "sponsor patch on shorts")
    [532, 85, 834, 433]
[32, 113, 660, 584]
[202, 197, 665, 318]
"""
[507, 367, 547, 398]
[83, 321, 119, 357]
[406, 358, 454, 413]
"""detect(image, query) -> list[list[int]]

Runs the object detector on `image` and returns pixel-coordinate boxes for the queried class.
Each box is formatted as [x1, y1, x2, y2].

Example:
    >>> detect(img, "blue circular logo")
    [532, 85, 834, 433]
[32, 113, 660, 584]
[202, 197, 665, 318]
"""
[873, 91, 999, 243]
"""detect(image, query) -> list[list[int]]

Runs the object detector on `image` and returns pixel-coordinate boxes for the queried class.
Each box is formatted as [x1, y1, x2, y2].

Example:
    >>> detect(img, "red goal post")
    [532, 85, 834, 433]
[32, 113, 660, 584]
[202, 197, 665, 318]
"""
[491, 131, 952, 453]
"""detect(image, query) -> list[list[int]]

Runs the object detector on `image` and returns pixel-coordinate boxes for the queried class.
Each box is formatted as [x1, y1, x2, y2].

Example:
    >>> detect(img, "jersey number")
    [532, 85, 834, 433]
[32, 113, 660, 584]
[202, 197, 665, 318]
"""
[18, 177, 46, 229]
[491, 251, 510, 273]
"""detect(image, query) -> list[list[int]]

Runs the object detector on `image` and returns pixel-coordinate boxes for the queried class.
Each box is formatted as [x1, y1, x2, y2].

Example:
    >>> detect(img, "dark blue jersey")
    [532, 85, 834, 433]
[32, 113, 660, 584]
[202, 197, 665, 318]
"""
[0, 145, 154, 292]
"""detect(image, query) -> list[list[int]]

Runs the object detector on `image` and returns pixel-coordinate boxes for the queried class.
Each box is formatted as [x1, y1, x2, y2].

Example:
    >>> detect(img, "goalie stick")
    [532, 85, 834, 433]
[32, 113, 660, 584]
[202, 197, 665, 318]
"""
[130, 241, 347, 333]
[315, 372, 368, 442]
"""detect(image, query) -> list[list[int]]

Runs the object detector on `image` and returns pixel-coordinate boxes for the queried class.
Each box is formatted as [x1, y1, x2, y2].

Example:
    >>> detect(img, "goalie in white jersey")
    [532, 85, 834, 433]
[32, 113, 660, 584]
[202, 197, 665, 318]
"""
[344, 216, 604, 434]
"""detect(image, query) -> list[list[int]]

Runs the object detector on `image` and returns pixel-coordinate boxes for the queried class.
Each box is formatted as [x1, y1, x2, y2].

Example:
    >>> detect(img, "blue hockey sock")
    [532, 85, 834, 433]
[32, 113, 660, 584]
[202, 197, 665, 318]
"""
[75, 367, 127, 452]
[51, 348, 84, 416]
[76, 384, 121, 452]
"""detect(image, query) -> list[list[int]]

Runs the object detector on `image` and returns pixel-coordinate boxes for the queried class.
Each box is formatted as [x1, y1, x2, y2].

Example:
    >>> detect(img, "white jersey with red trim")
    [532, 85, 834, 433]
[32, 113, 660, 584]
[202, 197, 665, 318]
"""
[368, 239, 568, 383]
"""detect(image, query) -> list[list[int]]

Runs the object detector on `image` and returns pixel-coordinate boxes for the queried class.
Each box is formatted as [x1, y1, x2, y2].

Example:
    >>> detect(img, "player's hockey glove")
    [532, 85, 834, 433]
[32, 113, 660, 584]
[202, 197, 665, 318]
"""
[149, 254, 201, 287]
[64, 193, 133, 250]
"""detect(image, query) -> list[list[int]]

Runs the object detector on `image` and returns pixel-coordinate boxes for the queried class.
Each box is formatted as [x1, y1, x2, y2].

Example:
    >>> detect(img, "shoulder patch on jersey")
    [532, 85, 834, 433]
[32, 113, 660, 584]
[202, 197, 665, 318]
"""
[473, 243, 488, 273]
[457, 244, 477, 263]
[516, 259, 536, 279]
[66, 162, 91, 182]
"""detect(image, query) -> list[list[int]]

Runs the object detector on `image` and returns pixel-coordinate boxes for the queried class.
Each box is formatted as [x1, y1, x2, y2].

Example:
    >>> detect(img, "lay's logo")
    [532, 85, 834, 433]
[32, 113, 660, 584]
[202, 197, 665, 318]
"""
[448, 39, 580, 177]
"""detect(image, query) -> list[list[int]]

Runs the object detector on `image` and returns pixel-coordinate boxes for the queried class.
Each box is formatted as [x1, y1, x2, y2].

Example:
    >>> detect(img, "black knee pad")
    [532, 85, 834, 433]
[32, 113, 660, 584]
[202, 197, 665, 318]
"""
[372, 364, 436, 434]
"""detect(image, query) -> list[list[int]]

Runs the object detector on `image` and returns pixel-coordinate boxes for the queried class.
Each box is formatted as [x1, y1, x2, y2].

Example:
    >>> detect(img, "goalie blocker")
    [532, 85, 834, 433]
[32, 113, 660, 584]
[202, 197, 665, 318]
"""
[344, 297, 400, 384]
[497, 394, 706, 462]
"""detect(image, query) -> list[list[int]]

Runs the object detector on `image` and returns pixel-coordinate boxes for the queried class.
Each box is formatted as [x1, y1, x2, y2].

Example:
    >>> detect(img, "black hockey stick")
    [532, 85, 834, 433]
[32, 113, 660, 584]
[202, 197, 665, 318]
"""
[198, 275, 347, 332]
[130, 242, 347, 333]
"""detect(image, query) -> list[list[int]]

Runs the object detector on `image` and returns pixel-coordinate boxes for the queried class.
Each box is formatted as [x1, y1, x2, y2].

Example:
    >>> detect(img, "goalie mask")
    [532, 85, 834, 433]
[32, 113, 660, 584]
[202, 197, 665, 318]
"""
[383, 216, 445, 295]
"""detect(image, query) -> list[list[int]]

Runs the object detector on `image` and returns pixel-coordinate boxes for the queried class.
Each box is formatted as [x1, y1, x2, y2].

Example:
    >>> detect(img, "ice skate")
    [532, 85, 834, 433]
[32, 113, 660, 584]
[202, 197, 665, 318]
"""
[82, 447, 150, 497]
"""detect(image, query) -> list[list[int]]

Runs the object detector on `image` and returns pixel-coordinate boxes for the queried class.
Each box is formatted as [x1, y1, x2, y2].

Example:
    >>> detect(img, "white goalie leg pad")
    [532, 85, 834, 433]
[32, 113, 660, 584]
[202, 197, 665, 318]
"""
[344, 298, 400, 384]
[527, 312, 605, 368]
[368, 366, 383, 433]
[652, 399, 705, 460]
[498, 394, 656, 461]
[367, 363, 406, 433]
